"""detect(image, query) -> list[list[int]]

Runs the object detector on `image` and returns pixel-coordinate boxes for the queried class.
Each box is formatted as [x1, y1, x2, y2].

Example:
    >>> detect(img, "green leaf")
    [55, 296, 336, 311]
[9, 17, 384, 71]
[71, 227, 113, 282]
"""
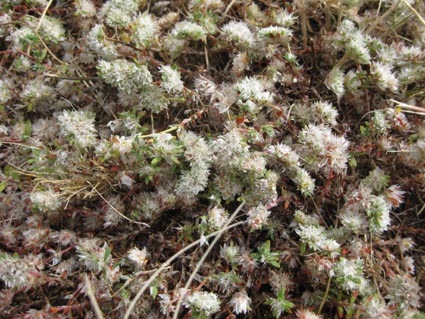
[103, 245, 112, 262]
[300, 242, 306, 254]
[150, 285, 158, 299]
[0, 181, 6, 192]
[151, 157, 162, 166]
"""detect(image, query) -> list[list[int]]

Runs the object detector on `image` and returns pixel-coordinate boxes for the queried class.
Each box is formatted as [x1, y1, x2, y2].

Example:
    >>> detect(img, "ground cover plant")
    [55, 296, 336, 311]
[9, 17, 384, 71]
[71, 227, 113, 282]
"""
[0, 0, 425, 318]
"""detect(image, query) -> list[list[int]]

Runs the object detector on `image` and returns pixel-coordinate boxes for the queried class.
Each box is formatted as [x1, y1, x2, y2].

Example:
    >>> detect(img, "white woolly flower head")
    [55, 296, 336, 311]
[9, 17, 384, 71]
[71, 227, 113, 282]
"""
[334, 257, 370, 295]
[0, 253, 41, 289]
[160, 65, 184, 94]
[258, 26, 293, 44]
[7, 26, 35, 52]
[57, 110, 97, 148]
[110, 135, 134, 155]
[171, 21, 207, 41]
[266, 143, 300, 169]
[296, 224, 327, 251]
[275, 9, 297, 27]
[30, 189, 62, 211]
[189, 0, 224, 11]
[100, 0, 145, 28]
[296, 309, 323, 319]
[370, 62, 399, 92]
[133, 13, 159, 48]
[87, 24, 117, 59]
[101, 4, 132, 28]
[366, 195, 391, 233]
[220, 243, 240, 264]
[40, 17, 65, 43]
[208, 206, 228, 230]
[127, 247, 149, 268]
[325, 67, 345, 100]
[363, 295, 392, 319]
[221, 21, 255, 48]
[235, 76, 273, 103]
[311, 101, 338, 126]
[298, 124, 349, 175]
[229, 290, 251, 315]
[339, 210, 368, 233]
[184, 291, 221, 317]
[21, 78, 54, 101]
[247, 204, 271, 230]
[98, 59, 152, 94]
[292, 168, 315, 196]
[336, 19, 370, 64]
[0, 79, 12, 104]
[75, 0, 97, 17]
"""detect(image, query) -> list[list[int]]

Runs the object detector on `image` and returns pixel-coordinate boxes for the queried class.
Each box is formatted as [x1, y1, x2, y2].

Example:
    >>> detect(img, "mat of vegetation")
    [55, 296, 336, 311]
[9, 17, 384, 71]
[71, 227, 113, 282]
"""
[0, 0, 425, 318]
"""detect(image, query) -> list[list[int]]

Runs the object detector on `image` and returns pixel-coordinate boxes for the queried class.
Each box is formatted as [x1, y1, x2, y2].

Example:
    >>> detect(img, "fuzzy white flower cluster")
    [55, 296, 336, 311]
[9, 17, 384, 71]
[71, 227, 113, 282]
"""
[100, 0, 144, 28]
[171, 21, 207, 41]
[325, 66, 345, 101]
[133, 13, 159, 48]
[266, 143, 315, 196]
[127, 247, 149, 268]
[339, 169, 401, 235]
[160, 65, 184, 94]
[386, 273, 422, 309]
[6, 26, 34, 52]
[311, 101, 339, 126]
[75, 0, 97, 17]
[0, 253, 42, 289]
[0, 79, 12, 104]
[30, 189, 62, 211]
[298, 124, 349, 175]
[275, 9, 296, 27]
[366, 195, 391, 233]
[334, 257, 370, 295]
[363, 296, 392, 319]
[258, 26, 292, 44]
[98, 59, 152, 94]
[57, 110, 97, 148]
[183, 291, 221, 317]
[189, 0, 224, 11]
[235, 76, 273, 105]
[77, 239, 120, 284]
[247, 204, 271, 230]
[110, 135, 134, 157]
[295, 211, 340, 255]
[87, 24, 117, 59]
[335, 19, 371, 64]
[292, 101, 338, 126]
[40, 17, 65, 43]
[207, 206, 228, 230]
[175, 131, 212, 202]
[221, 21, 255, 48]
[0, 14, 12, 38]
[370, 62, 399, 92]
[20, 78, 54, 102]
[211, 129, 249, 169]
[229, 290, 251, 315]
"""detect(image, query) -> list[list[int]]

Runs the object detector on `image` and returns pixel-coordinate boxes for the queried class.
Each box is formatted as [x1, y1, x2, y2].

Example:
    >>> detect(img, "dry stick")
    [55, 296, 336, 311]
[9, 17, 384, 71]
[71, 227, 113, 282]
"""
[35, 0, 53, 33]
[87, 181, 150, 227]
[84, 273, 105, 319]
[389, 99, 425, 114]
[224, 0, 238, 16]
[172, 201, 245, 319]
[318, 274, 332, 314]
[299, 0, 308, 51]
[123, 217, 246, 319]
[400, 0, 425, 26]
[44, 74, 99, 81]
